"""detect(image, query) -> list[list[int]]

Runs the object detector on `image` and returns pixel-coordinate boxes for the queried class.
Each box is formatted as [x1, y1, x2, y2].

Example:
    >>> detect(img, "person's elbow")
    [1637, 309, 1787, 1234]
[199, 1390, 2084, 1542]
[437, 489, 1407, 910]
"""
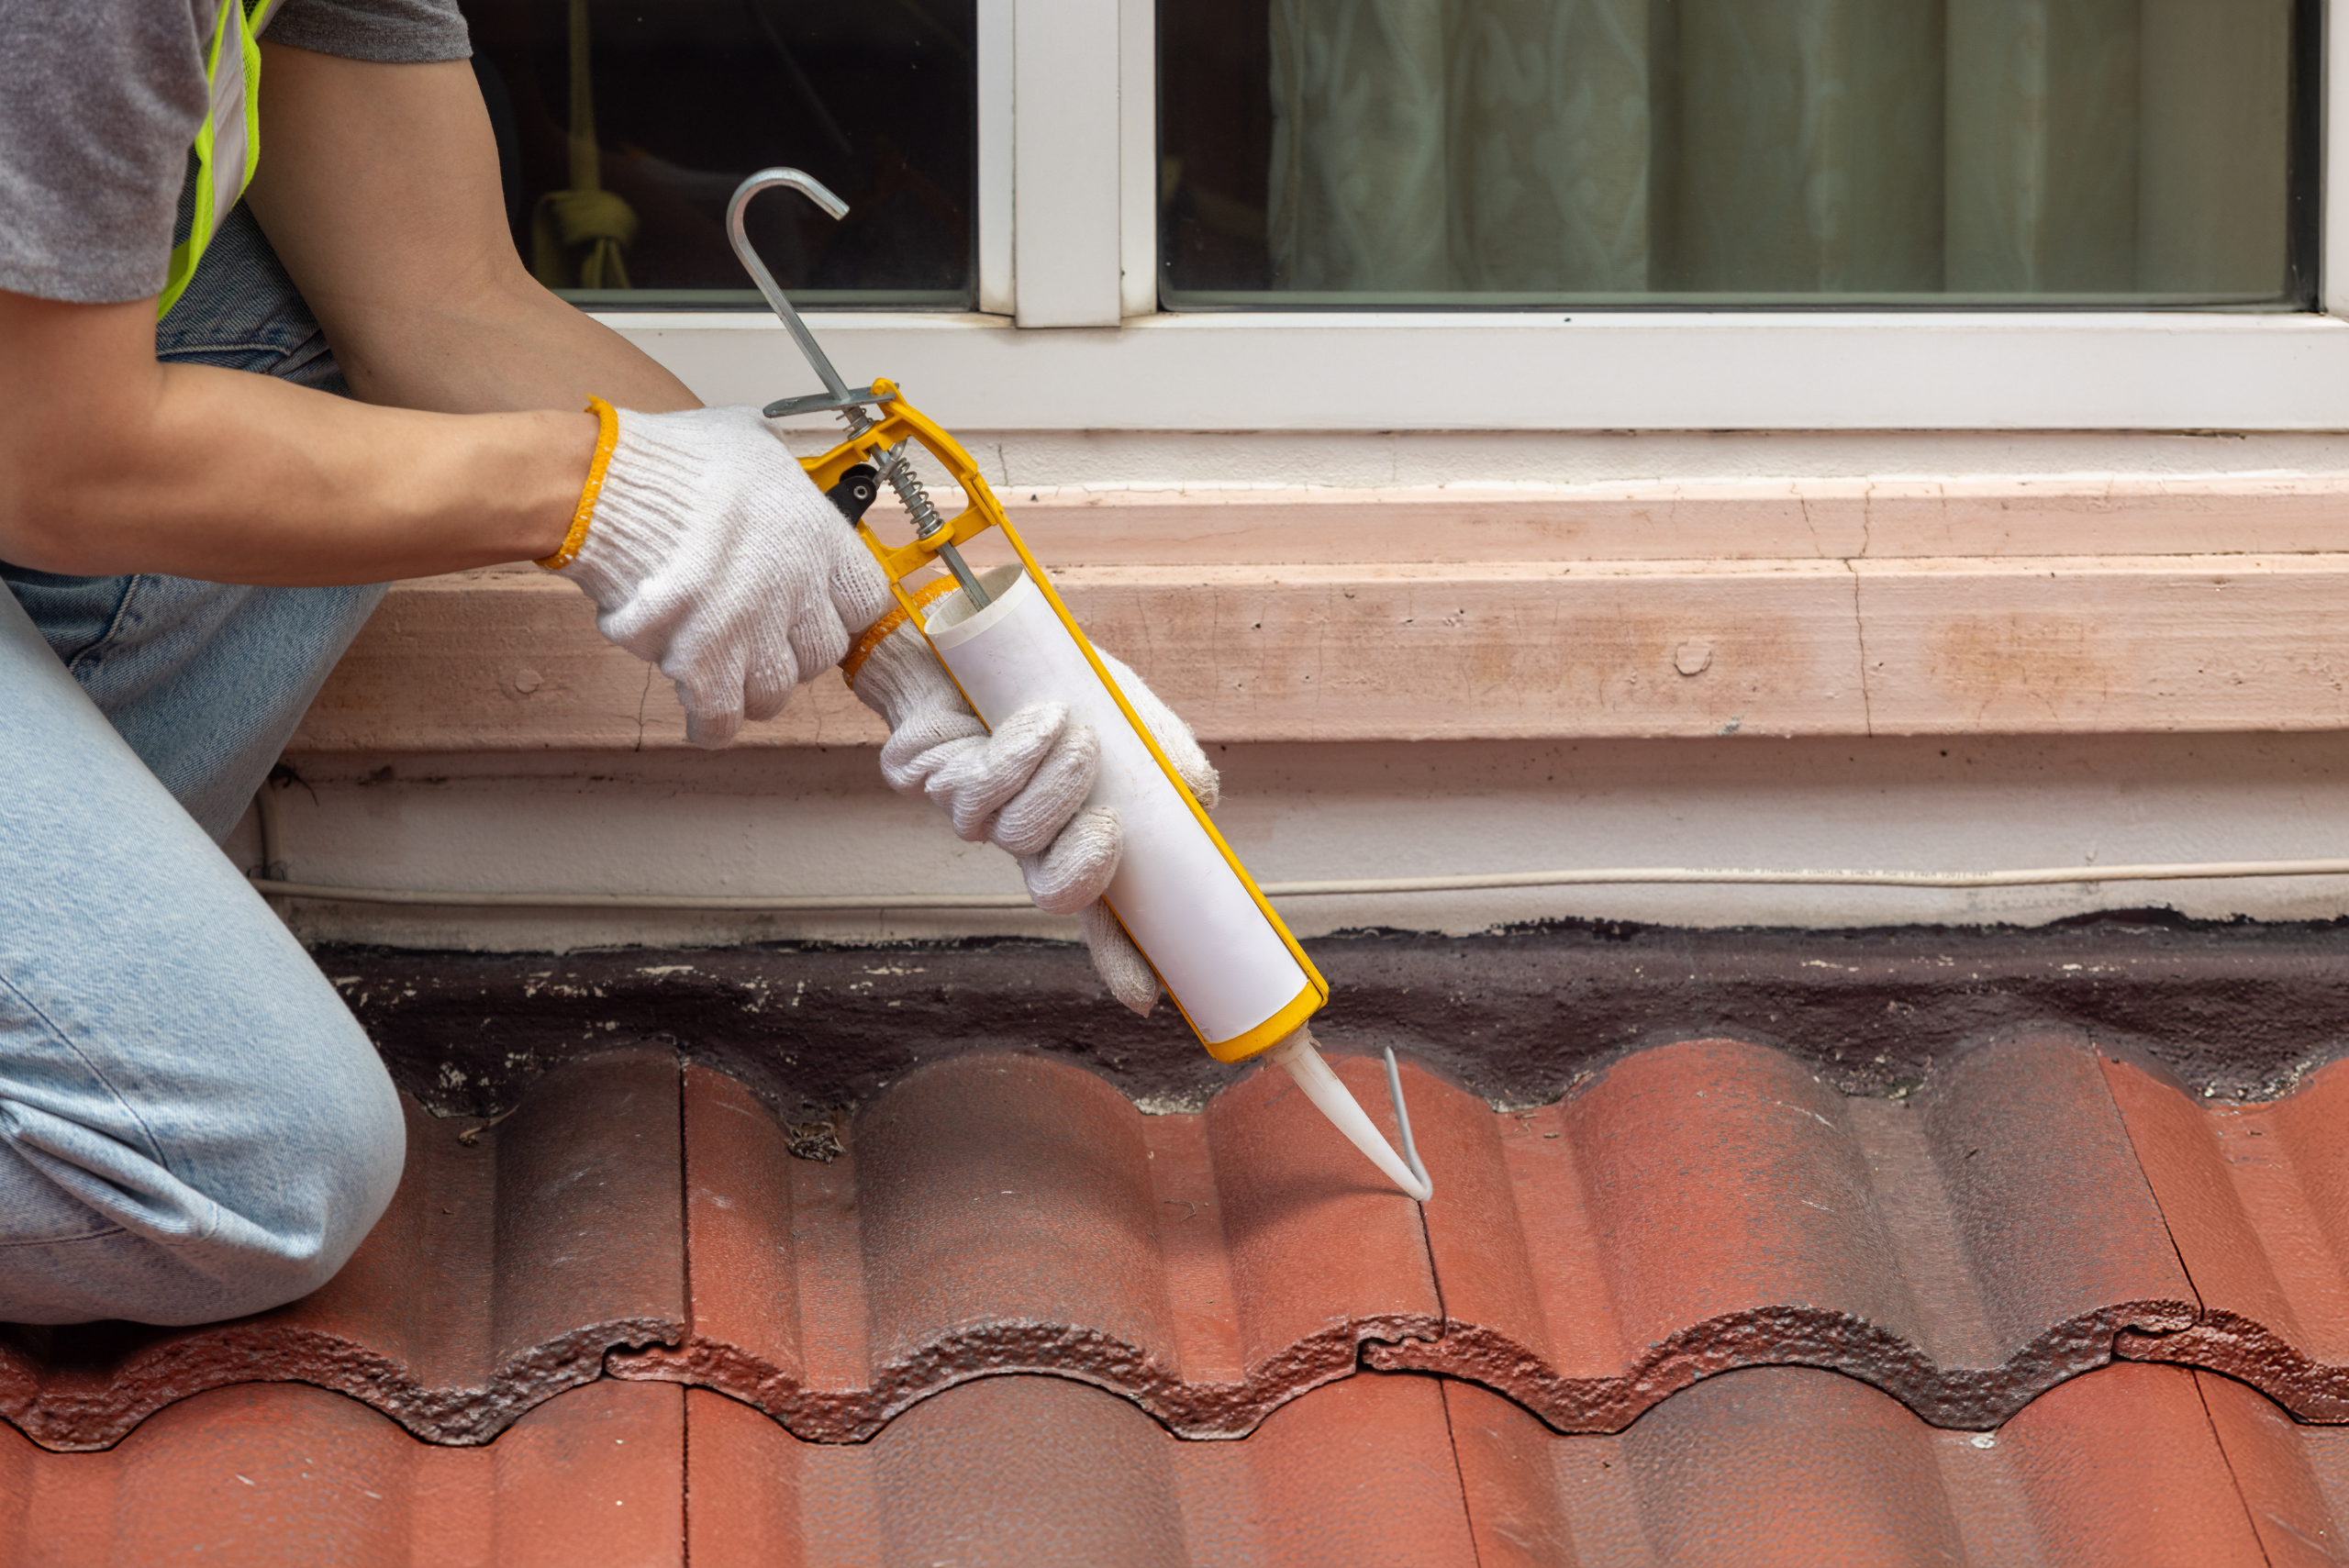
[0, 289, 172, 573]
[0, 463, 131, 575]
[0, 467, 85, 572]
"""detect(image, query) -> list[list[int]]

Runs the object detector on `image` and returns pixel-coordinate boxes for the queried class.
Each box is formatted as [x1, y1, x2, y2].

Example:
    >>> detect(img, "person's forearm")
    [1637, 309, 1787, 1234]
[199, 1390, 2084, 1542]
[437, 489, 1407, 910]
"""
[0, 49, 696, 585]
[283, 245, 698, 420]
[0, 296, 593, 584]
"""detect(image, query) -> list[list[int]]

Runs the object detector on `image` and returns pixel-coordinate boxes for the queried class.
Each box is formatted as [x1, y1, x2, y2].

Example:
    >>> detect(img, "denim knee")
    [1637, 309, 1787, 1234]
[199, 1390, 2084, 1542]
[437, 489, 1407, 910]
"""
[0, 464, 404, 1327]
[0, 973, 408, 1328]
[191, 1011, 408, 1318]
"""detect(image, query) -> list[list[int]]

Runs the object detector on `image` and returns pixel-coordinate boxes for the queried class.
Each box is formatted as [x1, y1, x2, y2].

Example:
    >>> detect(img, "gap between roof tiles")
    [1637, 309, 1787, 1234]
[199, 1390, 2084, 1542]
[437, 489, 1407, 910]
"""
[2087, 1036, 2224, 1378]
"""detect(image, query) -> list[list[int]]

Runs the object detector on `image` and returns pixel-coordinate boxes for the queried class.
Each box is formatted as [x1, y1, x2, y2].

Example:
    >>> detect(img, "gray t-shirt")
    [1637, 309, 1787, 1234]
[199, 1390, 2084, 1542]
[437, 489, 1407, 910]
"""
[0, 0, 471, 305]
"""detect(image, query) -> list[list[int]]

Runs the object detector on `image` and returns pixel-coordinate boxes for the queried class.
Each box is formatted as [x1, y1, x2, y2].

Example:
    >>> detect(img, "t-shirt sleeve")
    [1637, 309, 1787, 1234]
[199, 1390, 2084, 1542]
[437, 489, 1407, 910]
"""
[0, 3, 213, 304]
[265, 0, 471, 63]
[0, 1, 473, 306]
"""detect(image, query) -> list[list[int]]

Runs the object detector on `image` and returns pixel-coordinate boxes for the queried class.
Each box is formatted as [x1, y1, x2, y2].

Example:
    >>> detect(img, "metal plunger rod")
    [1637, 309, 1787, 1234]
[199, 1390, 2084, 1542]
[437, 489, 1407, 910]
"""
[930, 537, 990, 606]
[849, 431, 989, 606]
[725, 168, 987, 609]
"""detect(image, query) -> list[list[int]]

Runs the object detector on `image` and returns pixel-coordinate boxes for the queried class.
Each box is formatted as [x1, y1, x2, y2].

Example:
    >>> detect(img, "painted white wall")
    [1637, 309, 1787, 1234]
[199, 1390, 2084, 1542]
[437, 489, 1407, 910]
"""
[243, 732, 2349, 952]
[251, 421, 2349, 952]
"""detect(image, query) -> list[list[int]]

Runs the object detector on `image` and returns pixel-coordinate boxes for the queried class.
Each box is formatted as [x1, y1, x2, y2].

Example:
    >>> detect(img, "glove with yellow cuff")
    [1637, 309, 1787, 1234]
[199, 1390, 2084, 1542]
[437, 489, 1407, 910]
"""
[842, 588, 1219, 1016]
[540, 399, 891, 747]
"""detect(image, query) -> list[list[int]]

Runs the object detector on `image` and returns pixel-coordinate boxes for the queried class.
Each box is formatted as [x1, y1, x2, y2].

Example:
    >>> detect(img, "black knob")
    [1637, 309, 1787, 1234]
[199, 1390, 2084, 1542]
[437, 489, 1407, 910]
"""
[825, 463, 881, 525]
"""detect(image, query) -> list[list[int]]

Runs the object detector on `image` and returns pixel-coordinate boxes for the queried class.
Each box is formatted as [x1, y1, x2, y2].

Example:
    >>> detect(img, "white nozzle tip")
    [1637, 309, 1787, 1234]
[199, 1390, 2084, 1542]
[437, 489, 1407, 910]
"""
[1269, 1030, 1433, 1201]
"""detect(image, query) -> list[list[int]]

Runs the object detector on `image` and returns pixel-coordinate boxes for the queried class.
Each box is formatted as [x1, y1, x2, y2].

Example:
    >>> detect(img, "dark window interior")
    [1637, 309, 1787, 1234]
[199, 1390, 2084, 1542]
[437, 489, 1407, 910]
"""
[462, 0, 975, 306]
[1159, 0, 2320, 310]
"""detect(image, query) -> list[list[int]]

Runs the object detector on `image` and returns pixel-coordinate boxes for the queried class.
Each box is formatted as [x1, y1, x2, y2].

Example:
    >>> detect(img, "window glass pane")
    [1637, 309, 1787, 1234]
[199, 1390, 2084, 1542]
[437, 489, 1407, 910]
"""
[1160, 0, 2314, 307]
[463, 0, 974, 307]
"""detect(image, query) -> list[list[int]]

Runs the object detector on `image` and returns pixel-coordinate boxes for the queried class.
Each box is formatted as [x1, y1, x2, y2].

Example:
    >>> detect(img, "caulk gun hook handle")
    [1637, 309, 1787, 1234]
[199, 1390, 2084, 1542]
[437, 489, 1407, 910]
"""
[726, 168, 852, 402]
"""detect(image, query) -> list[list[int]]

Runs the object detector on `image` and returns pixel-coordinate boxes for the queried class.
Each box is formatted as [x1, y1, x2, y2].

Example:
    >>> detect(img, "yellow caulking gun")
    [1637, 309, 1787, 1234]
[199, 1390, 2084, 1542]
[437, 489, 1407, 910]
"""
[728, 170, 1431, 1202]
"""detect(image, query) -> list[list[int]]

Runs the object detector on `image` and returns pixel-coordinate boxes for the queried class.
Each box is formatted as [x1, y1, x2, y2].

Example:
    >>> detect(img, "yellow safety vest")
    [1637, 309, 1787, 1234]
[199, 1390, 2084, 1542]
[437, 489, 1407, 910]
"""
[158, 0, 288, 318]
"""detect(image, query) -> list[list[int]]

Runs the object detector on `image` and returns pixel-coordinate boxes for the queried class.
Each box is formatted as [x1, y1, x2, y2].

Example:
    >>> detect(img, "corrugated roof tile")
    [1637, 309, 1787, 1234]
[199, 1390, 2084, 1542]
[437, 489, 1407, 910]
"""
[2104, 1049, 2349, 1418]
[17, 1364, 2331, 1567]
[686, 1372, 1479, 1568]
[1372, 1032, 2196, 1429]
[611, 1054, 1440, 1438]
[0, 1379, 684, 1567]
[1450, 1362, 2270, 1568]
[2195, 1362, 2349, 1567]
[0, 1051, 684, 1451]
[21, 1028, 2349, 1459]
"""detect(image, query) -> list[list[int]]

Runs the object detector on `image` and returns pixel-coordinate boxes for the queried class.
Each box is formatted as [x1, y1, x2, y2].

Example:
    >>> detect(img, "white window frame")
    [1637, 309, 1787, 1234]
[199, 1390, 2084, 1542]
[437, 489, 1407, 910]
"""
[596, 0, 2349, 434]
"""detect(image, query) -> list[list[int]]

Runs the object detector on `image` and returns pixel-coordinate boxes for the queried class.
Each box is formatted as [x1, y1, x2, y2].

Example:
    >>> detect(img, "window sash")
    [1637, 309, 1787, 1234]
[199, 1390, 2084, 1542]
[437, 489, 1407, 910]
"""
[589, 0, 2349, 433]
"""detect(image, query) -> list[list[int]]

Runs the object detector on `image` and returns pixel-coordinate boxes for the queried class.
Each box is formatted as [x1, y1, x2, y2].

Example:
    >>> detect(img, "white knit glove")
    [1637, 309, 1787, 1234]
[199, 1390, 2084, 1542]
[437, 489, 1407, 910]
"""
[848, 619, 1219, 1015]
[546, 402, 891, 747]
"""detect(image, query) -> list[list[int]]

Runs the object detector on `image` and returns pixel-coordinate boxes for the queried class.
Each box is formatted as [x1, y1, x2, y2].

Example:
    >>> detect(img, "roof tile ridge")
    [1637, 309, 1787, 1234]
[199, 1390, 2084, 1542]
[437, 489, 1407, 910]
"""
[1374, 1298, 2204, 1435]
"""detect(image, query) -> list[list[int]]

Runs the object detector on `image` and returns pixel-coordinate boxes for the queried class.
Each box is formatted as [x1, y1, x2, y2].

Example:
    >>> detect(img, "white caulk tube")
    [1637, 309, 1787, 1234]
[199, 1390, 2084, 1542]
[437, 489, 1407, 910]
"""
[923, 564, 1430, 1200]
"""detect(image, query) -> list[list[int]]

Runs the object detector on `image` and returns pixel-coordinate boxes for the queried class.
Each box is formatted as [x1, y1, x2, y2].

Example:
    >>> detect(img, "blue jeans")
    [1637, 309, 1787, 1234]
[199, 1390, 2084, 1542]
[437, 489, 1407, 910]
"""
[0, 206, 405, 1325]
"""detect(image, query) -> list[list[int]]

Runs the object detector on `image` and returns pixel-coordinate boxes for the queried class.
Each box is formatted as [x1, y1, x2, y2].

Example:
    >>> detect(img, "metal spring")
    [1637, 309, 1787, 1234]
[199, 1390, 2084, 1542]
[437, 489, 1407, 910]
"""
[880, 446, 948, 539]
[841, 410, 948, 539]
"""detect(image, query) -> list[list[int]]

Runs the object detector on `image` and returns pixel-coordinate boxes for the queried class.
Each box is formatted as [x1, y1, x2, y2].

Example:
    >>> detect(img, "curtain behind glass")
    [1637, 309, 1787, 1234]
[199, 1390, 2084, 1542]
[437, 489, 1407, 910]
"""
[1262, 0, 2290, 301]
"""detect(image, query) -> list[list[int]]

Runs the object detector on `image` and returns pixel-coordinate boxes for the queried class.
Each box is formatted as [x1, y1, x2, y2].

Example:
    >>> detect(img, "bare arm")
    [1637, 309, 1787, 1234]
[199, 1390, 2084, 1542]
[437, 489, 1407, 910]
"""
[243, 47, 696, 417]
[0, 48, 691, 585]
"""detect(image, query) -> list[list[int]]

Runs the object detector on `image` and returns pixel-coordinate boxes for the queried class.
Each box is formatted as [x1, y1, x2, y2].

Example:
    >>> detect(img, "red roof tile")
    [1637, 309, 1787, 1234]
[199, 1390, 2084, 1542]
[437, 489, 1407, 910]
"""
[2196, 1364, 2349, 1566]
[0, 1051, 684, 1451]
[0, 1380, 684, 1567]
[29, 917, 2349, 1565]
[689, 1372, 1479, 1567]
[17, 1364, 2348, 1566]
[1451, 1363, 2270, 1568]
[2102, 1047, 2349, 1418]
[610, 1054, 1440, 1439]
[18, 1029, 2349, 1466]
[1372, 1032, 2195, 1429]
